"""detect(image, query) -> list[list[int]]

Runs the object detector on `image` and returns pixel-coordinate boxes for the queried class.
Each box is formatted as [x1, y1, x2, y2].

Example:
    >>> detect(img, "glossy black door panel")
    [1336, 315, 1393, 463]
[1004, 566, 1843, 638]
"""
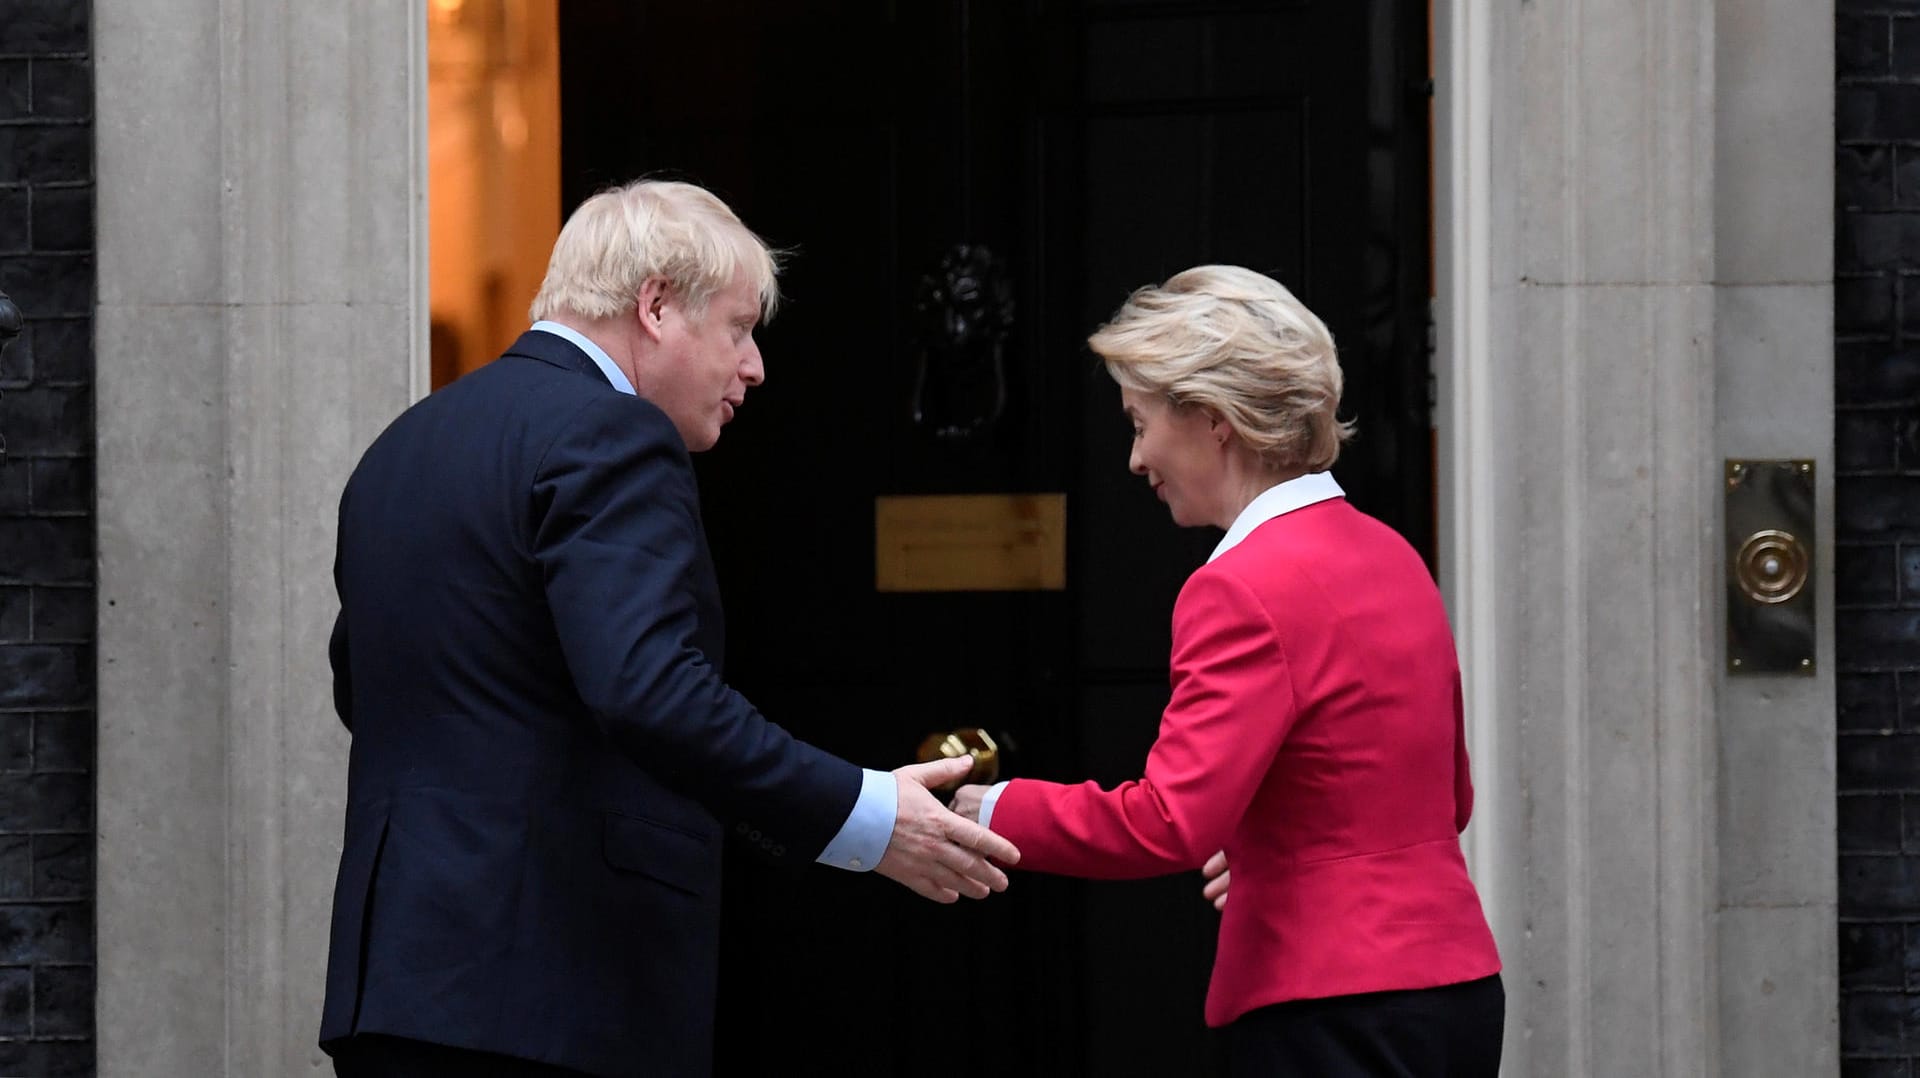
[559, 2, 1429, 1072]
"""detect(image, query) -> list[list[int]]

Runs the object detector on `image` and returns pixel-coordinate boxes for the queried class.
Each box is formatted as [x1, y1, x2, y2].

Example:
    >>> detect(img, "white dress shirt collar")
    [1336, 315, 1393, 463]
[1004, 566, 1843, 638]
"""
[1208, 472, 1346, 562]
[530, 320, 636, 396]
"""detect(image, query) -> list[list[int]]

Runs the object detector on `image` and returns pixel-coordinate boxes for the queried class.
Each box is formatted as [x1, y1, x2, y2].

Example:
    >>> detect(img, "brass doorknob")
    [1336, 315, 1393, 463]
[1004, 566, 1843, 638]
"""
[915, 727, 1000, 788]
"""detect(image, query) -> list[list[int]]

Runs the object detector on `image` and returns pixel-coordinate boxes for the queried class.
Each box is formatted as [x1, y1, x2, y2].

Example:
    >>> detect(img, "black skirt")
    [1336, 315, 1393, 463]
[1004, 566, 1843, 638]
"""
[1226, 974, 1505, 1078]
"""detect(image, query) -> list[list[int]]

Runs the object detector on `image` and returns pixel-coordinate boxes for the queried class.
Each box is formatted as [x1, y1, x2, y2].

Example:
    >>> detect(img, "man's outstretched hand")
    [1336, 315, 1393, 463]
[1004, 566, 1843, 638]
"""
[876, 757, 1020, 903]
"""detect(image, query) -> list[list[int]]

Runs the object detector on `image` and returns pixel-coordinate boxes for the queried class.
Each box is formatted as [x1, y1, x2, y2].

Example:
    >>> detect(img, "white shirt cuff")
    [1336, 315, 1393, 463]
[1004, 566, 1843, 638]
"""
[978, 781, 1011, 830]
[815, 769, 897, 871]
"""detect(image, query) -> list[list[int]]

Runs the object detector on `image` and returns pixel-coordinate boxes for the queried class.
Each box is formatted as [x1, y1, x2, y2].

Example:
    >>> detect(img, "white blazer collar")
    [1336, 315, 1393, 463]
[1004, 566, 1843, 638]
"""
[1208, 472, 1345, 562]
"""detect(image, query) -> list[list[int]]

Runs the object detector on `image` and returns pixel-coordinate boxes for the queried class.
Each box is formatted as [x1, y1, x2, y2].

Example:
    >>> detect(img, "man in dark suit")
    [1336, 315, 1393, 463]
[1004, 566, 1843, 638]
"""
[319, 179, 1019, 1078]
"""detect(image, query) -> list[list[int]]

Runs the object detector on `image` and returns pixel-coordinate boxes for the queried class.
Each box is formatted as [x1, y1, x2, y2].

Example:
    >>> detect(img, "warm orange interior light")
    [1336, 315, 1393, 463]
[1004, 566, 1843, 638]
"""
[427, 0, 561, 388]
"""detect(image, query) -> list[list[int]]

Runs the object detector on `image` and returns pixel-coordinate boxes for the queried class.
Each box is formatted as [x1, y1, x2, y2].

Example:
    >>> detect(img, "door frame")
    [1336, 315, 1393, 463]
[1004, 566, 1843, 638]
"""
[1428, 0, 1838, 1073]
[93, 0, 1842, 1072]
[1430, 0, 1508, 956]
[90, 0, 1497, 1071]
[82, 0, 1528, 1068]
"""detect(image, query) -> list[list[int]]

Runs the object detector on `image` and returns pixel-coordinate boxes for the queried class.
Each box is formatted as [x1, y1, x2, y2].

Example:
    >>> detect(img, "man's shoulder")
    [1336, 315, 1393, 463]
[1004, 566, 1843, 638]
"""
[349, 354, 686, 490]
[442, 350, 585, 400]
[420, 354, 655, 431]
[350, 358, 579, 471]
[470, 352, 670, 416]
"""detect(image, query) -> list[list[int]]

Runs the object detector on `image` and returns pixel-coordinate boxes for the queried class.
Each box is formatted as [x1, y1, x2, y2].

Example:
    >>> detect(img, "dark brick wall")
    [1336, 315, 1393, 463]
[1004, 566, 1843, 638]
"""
[1839, 4, 1920, 1075]
[0, 1, 94, 1076]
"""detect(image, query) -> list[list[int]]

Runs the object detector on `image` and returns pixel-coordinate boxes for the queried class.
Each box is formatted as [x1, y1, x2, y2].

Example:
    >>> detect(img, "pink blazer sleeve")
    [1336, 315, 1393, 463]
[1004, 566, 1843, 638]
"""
[988, 567, 1297, 878]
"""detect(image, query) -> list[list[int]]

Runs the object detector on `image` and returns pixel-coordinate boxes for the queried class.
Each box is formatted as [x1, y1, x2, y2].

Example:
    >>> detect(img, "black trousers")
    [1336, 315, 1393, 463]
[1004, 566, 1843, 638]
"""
[329, 1034, 591, 1078]
[1226, 974, 1505, 1078]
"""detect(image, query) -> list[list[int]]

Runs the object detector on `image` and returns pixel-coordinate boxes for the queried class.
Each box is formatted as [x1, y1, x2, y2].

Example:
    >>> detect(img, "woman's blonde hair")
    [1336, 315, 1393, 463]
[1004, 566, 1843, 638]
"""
[1089, 265, 1354, 472]
[529, 179, 781, 324]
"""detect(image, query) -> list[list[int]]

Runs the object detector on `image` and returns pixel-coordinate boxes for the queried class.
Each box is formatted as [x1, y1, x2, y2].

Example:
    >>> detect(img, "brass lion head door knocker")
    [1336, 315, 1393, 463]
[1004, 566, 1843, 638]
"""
[909, 244, 1015, 443]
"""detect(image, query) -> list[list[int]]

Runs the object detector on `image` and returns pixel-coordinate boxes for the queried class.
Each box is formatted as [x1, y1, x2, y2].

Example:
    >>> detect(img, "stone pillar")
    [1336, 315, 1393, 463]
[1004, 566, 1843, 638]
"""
[1437, 0, 1836, 1073]
[93, 1, 422, 1074]
[1502, 3, 1720, 1071]
[1710, 0, 1837, 1073]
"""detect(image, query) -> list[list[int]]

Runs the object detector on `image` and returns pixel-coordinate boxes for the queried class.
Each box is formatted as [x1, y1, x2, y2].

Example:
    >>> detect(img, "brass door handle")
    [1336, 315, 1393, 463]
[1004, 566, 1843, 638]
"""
[915, 727, 1000, 789]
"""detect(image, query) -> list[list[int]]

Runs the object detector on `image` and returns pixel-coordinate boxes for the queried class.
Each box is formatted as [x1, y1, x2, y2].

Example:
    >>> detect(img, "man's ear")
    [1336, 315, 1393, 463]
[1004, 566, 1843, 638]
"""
[634, 276, 672, 342]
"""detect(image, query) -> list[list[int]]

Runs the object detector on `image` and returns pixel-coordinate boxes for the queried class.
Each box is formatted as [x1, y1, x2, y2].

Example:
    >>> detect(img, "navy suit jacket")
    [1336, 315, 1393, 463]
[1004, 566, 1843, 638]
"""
[319, 331, 862, 1077]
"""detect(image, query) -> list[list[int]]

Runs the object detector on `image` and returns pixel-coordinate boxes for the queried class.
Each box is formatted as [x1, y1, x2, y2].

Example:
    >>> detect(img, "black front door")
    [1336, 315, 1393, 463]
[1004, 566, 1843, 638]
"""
[560, 3, 1430, 1073]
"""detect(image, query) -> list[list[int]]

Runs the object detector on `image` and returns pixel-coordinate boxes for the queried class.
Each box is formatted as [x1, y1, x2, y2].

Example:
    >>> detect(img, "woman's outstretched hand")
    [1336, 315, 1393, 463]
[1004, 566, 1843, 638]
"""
[1201, 850, 1230, 911]
[949, 783, 988, 824]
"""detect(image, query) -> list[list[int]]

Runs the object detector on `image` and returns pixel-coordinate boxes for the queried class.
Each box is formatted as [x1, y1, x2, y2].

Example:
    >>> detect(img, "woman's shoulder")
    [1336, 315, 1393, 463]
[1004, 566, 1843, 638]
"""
[1188, 500, 1432, 610]
[1235, 499, 1420, 563]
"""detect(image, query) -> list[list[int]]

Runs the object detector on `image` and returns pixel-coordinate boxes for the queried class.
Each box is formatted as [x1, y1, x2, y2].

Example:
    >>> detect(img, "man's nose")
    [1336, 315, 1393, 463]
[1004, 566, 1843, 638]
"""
[741, 341, 765, 387]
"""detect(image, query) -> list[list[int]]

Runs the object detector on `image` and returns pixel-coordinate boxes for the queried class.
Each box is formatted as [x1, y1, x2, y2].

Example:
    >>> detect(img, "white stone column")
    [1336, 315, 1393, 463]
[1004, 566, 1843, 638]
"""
[93, 1, 423, 1074]
[1438, 0, 1836, 1074]
[1499, 4, 1721, 1072]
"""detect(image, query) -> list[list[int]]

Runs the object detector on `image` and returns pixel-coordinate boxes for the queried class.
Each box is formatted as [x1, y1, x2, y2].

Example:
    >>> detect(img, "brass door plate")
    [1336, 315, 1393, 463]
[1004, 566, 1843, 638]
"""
[1725, 459, 1815, 675]
[875, 493, 1066, 592]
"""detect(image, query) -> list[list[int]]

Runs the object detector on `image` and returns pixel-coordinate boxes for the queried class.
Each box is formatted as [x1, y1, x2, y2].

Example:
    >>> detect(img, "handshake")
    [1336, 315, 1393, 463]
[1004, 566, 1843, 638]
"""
[871, 756, 1018, 904]
[877, 760, 1235, 912]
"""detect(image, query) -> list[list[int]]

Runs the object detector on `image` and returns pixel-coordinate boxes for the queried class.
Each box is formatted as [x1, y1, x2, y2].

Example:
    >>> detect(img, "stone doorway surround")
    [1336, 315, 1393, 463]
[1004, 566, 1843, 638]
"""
[92, 1, 1836, 1074]
[94, 1, 422, 1073]
[1435, 0, 1836, 1073]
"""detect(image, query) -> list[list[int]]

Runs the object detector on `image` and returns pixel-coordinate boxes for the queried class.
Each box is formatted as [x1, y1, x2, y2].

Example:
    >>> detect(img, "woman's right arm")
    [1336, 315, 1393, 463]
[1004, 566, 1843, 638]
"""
[986, 568, 1298, 879]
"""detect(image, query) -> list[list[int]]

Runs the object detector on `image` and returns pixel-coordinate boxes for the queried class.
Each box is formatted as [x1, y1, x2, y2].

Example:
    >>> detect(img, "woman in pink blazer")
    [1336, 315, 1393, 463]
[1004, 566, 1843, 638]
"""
[954, 266, 1502, 1077]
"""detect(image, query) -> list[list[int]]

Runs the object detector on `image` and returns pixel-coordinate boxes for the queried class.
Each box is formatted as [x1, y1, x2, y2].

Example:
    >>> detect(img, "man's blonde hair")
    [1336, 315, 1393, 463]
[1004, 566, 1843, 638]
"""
[1089, 265, 1354, 472]
[529, 179, 780, 324]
